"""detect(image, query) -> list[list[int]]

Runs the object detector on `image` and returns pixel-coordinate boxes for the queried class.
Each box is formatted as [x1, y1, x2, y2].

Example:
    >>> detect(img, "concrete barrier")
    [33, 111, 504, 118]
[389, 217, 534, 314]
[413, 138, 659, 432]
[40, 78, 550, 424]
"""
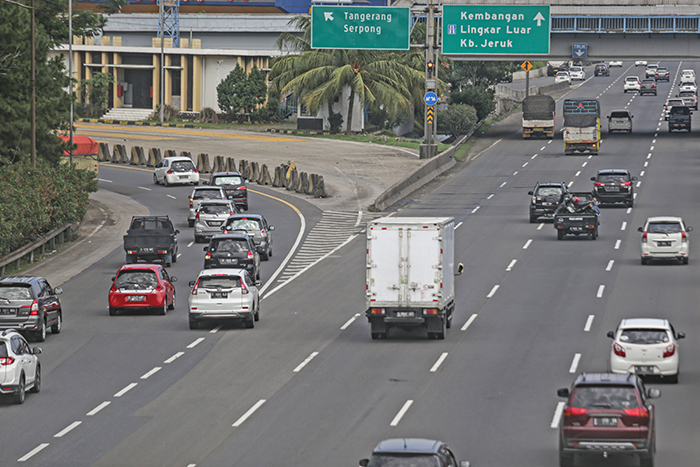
[272, 166, 284, 187]
[512, 66, 547, 81]
[148, 147, 162, 167]
[285, 162, 296, 186]
[130, 146, 145, 165]
[241, 160, 251, 181]
[314, 175, 328, 198]
[197, 153, 212, 173]
[226, 157, 236, 172]
[180, 151, 193, 162]
[286, 168, 298, 191]
[259, 164, 273, 185]
[495, 84, 539, 102]
[307, 173, 316, 194]
[98, 142, 109, 162]
[212, 155, 225, 173]
[112, 144, 129, 163]
[251, 162, 260, 183]
[538, 81, 572, 95]
[298, 172, 309, 194]
[164, 149, 177, 158]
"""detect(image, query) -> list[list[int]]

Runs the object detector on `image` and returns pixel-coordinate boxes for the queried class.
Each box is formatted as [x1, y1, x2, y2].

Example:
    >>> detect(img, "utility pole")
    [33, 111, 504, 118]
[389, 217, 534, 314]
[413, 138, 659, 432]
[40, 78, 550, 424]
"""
[30, 0, 36, 168]
[159, 0, 165, 124]
[69, 0, 74, 167]
[419, 0, 439, 159]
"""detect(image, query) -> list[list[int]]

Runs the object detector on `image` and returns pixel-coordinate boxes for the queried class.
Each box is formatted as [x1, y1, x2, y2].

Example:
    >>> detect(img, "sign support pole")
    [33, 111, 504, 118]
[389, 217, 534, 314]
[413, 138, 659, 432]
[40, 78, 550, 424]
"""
[525, 70, 529, 97]
[420, 0, 439, 159]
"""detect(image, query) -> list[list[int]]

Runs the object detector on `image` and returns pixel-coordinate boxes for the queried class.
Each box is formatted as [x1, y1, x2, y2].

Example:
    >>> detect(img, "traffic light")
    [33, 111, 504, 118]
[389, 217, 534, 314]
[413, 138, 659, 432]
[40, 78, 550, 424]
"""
[426, 60, 434, 78]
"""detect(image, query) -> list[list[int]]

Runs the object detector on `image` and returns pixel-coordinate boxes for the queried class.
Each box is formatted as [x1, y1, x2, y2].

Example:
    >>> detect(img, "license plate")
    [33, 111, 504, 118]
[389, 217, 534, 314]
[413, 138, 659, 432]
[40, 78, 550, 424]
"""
[657, 241, 672, 247]
[127, 295, 146, 301]
[635, 365, 655, 374]
[220, 258, 237, 265]
[208, 221, 223, 226]
[210, 292, 228, 299]
[0, 308, 17, 315]
[606, 186, 620, 192]
[571, 226, 582, 231]
[593, 417, 618, 427]
[396, 311, 415, 318]
[179, 175, 188, 179]
[140, 247, 154, 253]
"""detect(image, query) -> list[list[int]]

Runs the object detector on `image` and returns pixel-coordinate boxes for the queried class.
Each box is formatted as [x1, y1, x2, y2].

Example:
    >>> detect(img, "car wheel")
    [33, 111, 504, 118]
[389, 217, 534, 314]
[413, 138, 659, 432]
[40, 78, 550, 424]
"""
[164, 177, 170, 187]
[627, 199, 634, 208]
[667, 373, 679, 384]
[188, 219, 194, 228]
[682, 257, 689, 265]
[13, 375, 25, 404]
[194, 235, 202, 243]
[51, 312, 62, 334]
[30, 365, 41, 393]
[158, 300, 167, 316]
[34, 318, 46, 342]
[109, 307, 118, 316]
[193, 182, 199, 186]
[153, 173, 159, 185]
[639, 453, 655, 467]
[168, 292, 175, 310]
[641, 257, 648, 265]
[591, 229, 597, 240]
[268, 247, 273, 258]
[189, 318, 198, 330]
[371, 332, 386, 340]
[245, 316, 255, 328]
[557, 230, 564, 240]
[254, 303, 260, 322]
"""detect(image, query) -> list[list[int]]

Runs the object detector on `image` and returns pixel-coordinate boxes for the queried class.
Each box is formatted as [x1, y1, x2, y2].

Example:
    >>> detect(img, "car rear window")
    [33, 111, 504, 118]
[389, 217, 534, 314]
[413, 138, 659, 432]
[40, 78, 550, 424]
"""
[210, 239, 249, 253]
[198, 276, 241, 289]
[570, 67, 581, 71]
[212, 176, 243, 186]
[131, 219, 170, 230]
[0, 285, 33, 300]
[368, 455, 440, 467]
[620, 329, 670, 344]
[625, 77, 637, 82]
[171, 160, 195, 172]
[572, 386, 639, 410]
[114, 270, 159, 289]
[670, 107, 690, 115]
[199, 204, 232, 215]
[226, 218, 262, 231]
[657, 68, 668, 72]
[648, 222, 682, 234]
[610, 111, 630, 118]
[598, 173, 629, 182]
[193, 189, 222, 200]
[679, 91, 695, 98]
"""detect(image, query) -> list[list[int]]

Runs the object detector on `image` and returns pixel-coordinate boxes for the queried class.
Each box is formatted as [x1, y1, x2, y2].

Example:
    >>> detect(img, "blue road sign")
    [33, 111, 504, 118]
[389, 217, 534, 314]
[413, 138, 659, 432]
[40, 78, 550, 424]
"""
[424, 92, 438, 106]
[573, 43, 588, 59]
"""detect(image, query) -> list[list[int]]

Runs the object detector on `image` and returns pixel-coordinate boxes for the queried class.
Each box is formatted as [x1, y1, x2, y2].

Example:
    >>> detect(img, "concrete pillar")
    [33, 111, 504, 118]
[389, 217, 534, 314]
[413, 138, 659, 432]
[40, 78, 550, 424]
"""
[73, 50, 82, 95]
[101, 51, 108, 75]
[152, 54, 160, 111]
[84, 52, 93, 103]
[165, 54, 172, 106]
[192, 55, 202, 112]
[180, 54, 188, 112]
[113, 52, 122, 108]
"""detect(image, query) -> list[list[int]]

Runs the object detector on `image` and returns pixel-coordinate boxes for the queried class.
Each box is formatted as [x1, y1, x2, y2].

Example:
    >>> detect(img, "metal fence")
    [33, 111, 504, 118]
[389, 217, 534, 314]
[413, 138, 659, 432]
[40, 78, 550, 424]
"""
[552, 15, 700, 33]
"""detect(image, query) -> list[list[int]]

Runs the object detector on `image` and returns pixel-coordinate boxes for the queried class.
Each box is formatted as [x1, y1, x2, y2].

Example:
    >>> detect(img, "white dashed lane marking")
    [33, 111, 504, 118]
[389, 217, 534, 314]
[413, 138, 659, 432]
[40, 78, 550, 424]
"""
[569, 353, 582, 373]
[606, 260, 614, 271]
[461, 314, 478, 331]
[187, 337, 205, 349]
[430, 352, 449, 372]
[550, 402, 566, 429]
[487, 285, 500, 298]
[584, 315, 595, 332]
[140, 367, 161, 379]
[164, 351, 184, 364]
[18, 443, 50, 462]
[114, 382, 137, 398]
[54, 421, 82, 438]
[523, 239, 532, 249]
[597, 285, 605, 298]
[293, 352, 319, 372]
[341, 313, 361, 330]
[390, 400, 414, 426]
[233, 399, 266, 427]
[615, 239, 621, 249]
[87, 401, 111, 416]
[506, 259, 517, 271]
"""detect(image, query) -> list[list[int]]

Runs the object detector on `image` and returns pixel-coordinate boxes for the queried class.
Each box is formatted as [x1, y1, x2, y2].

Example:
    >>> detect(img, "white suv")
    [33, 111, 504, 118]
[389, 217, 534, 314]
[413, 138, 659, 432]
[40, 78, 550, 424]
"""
[0, 329, 41, 404]
[569, 66, 585, 81]
[623, 76, 641, 92]
[188, 269, 260, 329]
[639, 216, 692, 264]
[645, 64, 658, 78]
[154, 156, 200, 187]
[681, 69, 696, 81]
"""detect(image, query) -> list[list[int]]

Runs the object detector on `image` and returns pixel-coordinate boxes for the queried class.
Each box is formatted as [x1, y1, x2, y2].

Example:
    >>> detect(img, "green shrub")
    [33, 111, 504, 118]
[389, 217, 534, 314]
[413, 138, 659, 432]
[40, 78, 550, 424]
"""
[437, 103, 478, 138]
[449, 86, 495, 121]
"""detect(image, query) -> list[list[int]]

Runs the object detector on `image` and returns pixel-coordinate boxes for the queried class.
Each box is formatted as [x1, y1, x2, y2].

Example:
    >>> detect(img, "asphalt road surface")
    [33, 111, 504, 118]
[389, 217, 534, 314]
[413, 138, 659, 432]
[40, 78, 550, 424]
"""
[2, 61, 699, 467]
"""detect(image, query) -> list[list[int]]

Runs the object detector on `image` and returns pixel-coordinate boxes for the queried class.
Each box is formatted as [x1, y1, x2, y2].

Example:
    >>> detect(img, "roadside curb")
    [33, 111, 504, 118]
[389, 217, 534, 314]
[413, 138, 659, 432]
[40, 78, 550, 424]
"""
[267, 128, 347, 136]
[76, 118, 194, 128]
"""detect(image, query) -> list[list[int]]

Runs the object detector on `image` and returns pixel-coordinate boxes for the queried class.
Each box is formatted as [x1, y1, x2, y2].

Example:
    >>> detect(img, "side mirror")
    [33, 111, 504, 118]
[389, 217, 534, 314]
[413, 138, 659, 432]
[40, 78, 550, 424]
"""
[111, 277, 116, 282]
[590, 177, 596, 181]
[637, 227, 644, 232]
[255, 280, 262, 287]
[632, 176, 638, 181]
[647, 388, 661, 399]
[203, 246, 209, 252]
[607, 331, 615, 339]
[688, 226, 694, 232]
[527, 191, 533, 195]
[606, 115, 610, 119]
[175, 230, 180, 235]
[677, 332, 686, 339]
[557, 388, 570, 398]
[188, 281, 195, 287]
[269, 225, 275, 231]
[54, 287, 63, 295]
[170, 276, 178, 283]
[32, 347, 42, 355]
[456, 262, 464, 275]
[359, 460, 369, 467]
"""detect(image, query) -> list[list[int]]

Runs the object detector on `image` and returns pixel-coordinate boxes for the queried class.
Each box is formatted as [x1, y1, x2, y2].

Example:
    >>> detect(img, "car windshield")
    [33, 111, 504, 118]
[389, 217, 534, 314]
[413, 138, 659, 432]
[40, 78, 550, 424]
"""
[210, 239, 249, 253]
[0, 285, 33, 300]
[198, 276, 241, 289]
[367, 455, 440, 467]
[648, 222, 682, 234]
[193, 189, 222, 200]
[610, 111, 630, 118]
[212, 176, 243, 186]
[667, 100, 683, 106]
[171, 160, 195, 172]
[114, 270, 159, 289]
[620, 329, 670, 344]
[572, 386, 639, 410]
[657, 68, 668, 72]
[227, 219, 262, 231]
[200, 204, 232, 215]
[131, 219, 170, 230]
[598, 173, 629, 182]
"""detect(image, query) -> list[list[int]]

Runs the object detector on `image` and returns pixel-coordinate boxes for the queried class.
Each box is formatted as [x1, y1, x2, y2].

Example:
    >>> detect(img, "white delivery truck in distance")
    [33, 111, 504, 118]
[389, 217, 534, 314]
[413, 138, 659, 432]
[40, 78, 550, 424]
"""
[365, 217, 463, 340]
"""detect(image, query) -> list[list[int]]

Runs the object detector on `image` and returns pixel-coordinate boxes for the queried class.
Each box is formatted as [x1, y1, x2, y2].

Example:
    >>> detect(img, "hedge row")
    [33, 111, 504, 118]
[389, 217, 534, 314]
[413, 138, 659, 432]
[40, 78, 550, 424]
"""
[0, 161, 98, 258]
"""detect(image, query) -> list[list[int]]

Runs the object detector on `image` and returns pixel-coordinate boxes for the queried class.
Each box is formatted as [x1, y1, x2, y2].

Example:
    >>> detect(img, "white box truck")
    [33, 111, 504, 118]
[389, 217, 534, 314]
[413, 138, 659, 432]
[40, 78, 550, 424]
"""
[365, 217, 461, 340]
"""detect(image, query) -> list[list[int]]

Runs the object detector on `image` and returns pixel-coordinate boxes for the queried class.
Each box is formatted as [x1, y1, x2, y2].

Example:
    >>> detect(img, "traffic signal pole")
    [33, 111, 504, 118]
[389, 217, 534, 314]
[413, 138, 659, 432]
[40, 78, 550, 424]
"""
[420, 0, 439, 159]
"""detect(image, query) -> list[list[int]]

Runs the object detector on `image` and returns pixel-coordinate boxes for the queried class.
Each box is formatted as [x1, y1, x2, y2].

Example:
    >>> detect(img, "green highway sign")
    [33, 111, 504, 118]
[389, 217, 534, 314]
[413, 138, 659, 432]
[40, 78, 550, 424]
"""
[442, 5, 550, 55]
[311, 6, 410, 50]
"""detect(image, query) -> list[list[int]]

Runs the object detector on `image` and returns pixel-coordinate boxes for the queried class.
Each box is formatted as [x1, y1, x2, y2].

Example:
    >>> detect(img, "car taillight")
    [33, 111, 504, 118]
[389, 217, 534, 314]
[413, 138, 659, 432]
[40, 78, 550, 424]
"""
[642, 232, 647, 243]
[621, 182, 631, 187]
[0, 357, 14, 366]
[247, 251, 253, 260]
[167, 170, 173, 175]
[28, 299, 39, 316]
[594, 182, 605, 187]
[193, 169, 198, 173]
[189, 198, 193, 208]
[614, 342, 626, 357]
[423, 308, 438, 315]
[154, 284, 164, 293]
[127, 250, 137, 254]
[563, 406, 586, 416]
[663, 343, 676, 358]
[370, 308, 385, 315]
[624, 407, 649, 417]
[205, 252, 211, 260]
[110, 285, 118, 292]
[682, 232, 688, 243]
[196, 211, 200, 220]
[261, 229, 266, 237]
[237, 186, 247, 191]
[191, 280, 200, 295]
[241, 281, 249, 295]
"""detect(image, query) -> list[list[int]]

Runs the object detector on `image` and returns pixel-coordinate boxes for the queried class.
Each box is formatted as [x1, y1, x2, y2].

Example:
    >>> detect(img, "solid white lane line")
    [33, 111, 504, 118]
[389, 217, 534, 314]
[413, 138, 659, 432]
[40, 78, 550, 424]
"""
[461, 313, 478, 331]
[584, 315, 595, 332]
[640, 171, 645, 176]
[569, 353, 582, 373]
[164, 351, 185, 364]
[487, 193, 495, 199]
[606, 260, 614, 271]
[138, 186, 152, 191]
[626, 207, 632, 214]
[636, 181, 641, 187]
[597, 285, 605, 298]
[87, 401, 110, 416]
[187, 337, 205, 349]
[430, 352, 449, 372]
[187, 241, 194, 247]
[293, 352, 320, 372]
[621, 222, 627, 231]
[54, 421, 82, 438]
[575, 171, 581, 177]
[166, 194, 176, 199]
[551, 402, 566, 429]
[471, 206, 480, 213]
[114, 382, 137, 397]
[454, 221, 463, 230]
[531, 154, 538, 159]
[499, 181, 507, 188]
[140, 367, 162, 380]
[97, 178, 113, 183]
[210, 325, 222, 333]
[233, 399, 266, 427]
[506, 259, 517, 271]
[487, 285, 500, 298]
[18, 443, 50, 462]
[523, 239, 533, 249]
[615, 239, 621, 250]
[390, 400, 414, 427]
[341, 313, 361, 330]
[259, 206, 306, 297]
[537, 223, 544, 230]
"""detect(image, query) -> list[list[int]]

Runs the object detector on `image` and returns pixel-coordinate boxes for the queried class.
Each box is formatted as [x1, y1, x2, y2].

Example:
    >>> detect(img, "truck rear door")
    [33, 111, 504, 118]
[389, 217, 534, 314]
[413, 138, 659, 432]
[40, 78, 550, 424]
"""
[405, 226, 440, 306]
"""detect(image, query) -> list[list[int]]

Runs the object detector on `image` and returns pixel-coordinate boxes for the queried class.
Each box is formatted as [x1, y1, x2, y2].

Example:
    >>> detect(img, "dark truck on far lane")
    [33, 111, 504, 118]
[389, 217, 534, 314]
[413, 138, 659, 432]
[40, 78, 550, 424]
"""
[554, 193, 600, 240]
[123, 216, 180, 266]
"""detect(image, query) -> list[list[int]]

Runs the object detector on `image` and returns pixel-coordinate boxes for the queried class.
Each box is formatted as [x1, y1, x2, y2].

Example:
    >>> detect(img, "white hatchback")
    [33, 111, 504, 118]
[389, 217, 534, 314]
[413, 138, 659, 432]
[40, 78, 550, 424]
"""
[635, 60, 647, 67]
[623, 76, 641, 92]
[681, 69, 696, 81]
[154, 156, 200, 187]
[608, 60, 623, 67]
[569, 66, 585, 81]
[608, 318, 685, 383]
[188, 269, 260, 329]
[555, 71, 571, 84]
[638, 216, 692, 264]
[0, 329, 41, 404]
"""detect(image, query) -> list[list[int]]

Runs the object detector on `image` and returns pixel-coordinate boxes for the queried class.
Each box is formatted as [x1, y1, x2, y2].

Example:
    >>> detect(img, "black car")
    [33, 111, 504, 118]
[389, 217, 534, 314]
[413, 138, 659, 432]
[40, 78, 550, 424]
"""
[591, 169, 636, 207]
[222, 214, 275, 261]
[209, 172, 248, 211]
[668, 105, 692, 132]
[360, 438, 470, 467]
[203, 234, 260, 280]
[0, 276, 63, 342]
[594, 63, 609, 76]
[528, 182, 568, 223]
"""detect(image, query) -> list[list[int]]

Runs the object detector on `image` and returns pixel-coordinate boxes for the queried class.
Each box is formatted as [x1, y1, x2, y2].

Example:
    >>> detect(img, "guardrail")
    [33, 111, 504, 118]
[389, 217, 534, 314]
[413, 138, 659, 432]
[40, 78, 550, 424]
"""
[0, 223, 75, 277]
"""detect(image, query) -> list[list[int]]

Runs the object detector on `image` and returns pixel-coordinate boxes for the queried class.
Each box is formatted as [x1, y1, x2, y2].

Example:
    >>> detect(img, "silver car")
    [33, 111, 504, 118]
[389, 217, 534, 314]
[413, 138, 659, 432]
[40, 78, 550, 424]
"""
[607, 110, 633, 133]
[194, 200, 237, 243]
[0, 329, 41, 404]
[222, 214, 275, 260]
[188, 269, 260, 329]
[188, 186, 226, 227]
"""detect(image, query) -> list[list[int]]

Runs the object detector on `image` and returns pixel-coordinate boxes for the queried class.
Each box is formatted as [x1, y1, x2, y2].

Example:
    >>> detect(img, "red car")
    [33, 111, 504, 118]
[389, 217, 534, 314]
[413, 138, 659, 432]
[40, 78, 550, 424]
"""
[108, 264, 177, 316]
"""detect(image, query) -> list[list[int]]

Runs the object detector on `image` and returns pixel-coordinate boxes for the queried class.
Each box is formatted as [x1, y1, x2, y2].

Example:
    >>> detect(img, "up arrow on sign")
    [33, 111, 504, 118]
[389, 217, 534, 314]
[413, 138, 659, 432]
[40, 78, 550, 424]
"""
[533, 12, 545, 26]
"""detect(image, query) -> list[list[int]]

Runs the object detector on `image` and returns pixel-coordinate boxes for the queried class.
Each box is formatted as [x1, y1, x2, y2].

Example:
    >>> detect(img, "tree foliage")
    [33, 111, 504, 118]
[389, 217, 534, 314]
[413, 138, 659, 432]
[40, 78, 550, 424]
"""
[437, 103, 478, 138]
[217, 65, 268, 115]
[448, 61, 517, 89]
[78, 71, 114, 109]
[449, 86, 495, 121]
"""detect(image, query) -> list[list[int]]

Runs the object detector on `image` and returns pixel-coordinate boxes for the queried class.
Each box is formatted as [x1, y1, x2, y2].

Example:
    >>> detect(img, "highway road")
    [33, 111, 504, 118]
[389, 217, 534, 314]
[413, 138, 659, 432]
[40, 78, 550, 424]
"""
[2, 61, 699, 467]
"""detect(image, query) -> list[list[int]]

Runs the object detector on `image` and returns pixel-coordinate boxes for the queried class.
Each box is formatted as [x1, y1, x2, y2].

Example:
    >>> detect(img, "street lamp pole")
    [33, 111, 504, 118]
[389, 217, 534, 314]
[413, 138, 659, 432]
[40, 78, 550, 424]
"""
[30, 0, 36, 168]
[69, 0, 74, 167]
[159, 0, 164, 124]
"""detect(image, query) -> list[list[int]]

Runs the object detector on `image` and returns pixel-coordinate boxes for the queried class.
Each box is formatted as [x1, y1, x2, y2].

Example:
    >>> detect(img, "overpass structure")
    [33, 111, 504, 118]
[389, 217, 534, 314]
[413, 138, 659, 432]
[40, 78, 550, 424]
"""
[395, 0, 700, 60]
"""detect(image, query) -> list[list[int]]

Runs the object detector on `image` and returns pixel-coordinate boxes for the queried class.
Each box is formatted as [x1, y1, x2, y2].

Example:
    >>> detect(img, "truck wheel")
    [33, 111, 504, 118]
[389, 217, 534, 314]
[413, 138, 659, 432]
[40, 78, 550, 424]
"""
[164, 254, 172, 267]
[436, 319, 446, 340]
[371, 332, 386, 340]
[172, 251, 178, 263]
[557, 230, 564, 240]
[529, 214, 538, 224]
[591, 229, 597, 240]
